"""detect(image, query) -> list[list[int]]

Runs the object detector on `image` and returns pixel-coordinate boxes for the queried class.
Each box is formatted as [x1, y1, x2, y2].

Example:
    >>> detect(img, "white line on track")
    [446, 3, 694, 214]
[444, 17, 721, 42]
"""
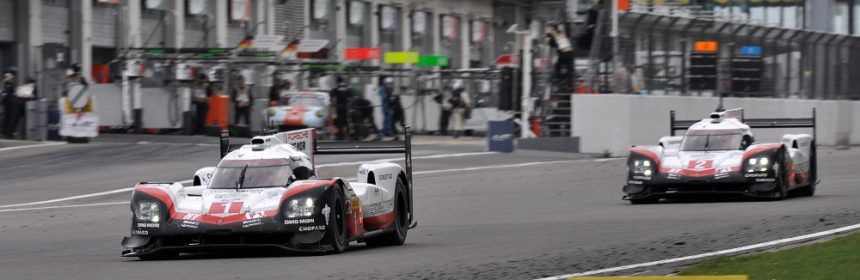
[535, 223, 860, 280]
[316, 151, 497, 167]
[0, 141, 66, 152]
[0, 152, 497, 208]
[0, 180, 190, 209]
[0, 201, 129, 213]
[0, 158, 583, 212]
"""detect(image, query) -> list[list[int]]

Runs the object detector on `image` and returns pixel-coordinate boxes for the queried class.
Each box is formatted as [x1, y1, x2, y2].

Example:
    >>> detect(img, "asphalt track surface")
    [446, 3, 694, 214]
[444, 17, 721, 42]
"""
[1, 135, 859, 280]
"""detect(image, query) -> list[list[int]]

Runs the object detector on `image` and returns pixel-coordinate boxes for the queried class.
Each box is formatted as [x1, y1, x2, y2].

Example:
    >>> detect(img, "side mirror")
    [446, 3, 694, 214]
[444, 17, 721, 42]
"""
[193, 167, 217, 187]
[185, 186, 205, 196]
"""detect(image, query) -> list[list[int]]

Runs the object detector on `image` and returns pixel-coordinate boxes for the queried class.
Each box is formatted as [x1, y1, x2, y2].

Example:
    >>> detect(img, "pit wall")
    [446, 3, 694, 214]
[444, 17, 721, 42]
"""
[90, 84, 510, 132]
[572, 94, 860, 156]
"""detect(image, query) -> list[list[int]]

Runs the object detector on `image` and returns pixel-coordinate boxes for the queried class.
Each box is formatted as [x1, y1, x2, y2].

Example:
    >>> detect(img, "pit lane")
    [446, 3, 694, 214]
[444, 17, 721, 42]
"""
[0, 135, 859, 280]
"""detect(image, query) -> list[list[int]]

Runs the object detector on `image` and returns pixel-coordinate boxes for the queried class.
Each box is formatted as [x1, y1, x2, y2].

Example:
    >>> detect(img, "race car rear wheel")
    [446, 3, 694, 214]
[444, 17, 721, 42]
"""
[795, 142, 817, 197]
[365, 178, 408, 247]
[324, 187, 349, 253]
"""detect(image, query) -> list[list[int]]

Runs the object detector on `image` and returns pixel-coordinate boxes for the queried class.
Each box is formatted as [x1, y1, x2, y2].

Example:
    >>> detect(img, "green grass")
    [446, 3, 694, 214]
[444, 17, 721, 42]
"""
[679, 232, 860, 280]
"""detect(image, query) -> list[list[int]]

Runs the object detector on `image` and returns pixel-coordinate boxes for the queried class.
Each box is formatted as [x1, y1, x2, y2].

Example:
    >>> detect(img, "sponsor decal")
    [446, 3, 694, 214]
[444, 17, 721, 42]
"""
[378, 173, 393, 181]
[181, 220, 199, 229]
[364, 200, 394, 217]
[182, 213, 201, 220]
[349, 197, 360, 214]
[756, 178, 777, 182]
[132, 230, 149, 236]
[136, 222, 159, 228]
[631, 176, 651, 181]
[284, 218, 315, 225]
[245, 211, 266, 219]
[298, 225, 326, 232]
[242, 218, 263, 228]
[322, 204, 331, 225]
[627, 180, 643, 185]
[745, 173, 768, 178]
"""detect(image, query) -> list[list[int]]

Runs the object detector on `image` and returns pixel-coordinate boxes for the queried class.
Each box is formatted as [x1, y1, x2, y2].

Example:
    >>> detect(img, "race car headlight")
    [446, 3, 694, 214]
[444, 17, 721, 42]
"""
[747, 157, 771, 173]
[315, 110, 325, 118]
[285, 197, 315, 218]
[135, 201, 161, 223]
[632, 160, 654, 176]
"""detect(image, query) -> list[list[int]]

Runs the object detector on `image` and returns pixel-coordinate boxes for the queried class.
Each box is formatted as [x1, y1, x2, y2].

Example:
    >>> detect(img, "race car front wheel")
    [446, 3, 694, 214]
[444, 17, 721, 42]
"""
[770, 153, 789, 201]
[365, 178, 408, 247]
[324, 186, 349, 253]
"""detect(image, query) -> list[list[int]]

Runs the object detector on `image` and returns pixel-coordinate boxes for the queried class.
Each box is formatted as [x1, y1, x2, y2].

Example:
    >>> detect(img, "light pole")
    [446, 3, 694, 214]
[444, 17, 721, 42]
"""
[506, 24, 535, 139]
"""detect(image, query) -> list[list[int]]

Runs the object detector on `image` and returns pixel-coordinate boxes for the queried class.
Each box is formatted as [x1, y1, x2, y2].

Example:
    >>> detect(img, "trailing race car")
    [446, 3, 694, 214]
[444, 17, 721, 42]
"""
[265, 91, 331, 132]
[623, 108, 818, 204]
[121, 128, 415, 259]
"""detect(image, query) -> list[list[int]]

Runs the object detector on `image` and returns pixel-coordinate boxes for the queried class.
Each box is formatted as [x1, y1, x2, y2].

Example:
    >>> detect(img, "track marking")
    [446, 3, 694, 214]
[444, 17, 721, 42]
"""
[0, 201, 129, 213]
[315, 151, 497, 167]
[535, 223, 860, 280]
[0, 179, 191, 209]
[0, 141, 66, 152]
[0, 152, 497, 208]
[411, 160, 581, 176]
[0, 158, 585, 212]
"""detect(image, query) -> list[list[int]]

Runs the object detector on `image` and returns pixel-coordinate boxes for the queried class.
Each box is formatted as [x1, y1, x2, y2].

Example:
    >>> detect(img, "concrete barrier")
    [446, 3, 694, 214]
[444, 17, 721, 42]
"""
[572, 94, 860, 156]
[90, 84, 182, 129]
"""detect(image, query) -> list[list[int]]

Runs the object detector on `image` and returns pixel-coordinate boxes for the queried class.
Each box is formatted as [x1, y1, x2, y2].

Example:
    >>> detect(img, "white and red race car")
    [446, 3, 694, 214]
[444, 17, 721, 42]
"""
[265, 91, 331, 132]
[623, 108, 818, 204]
[121, 128, 415, 259]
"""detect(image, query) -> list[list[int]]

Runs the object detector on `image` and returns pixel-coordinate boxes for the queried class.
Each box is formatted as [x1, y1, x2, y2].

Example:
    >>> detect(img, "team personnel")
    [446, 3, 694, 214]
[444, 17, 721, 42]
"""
[231, 81, 252, 125]
[449, 82, 472, 138]
[1, 71, 16, 138]
[330, 76, 353, 140]
[192, 75, 211, 135]
[378, 77, 396, 137]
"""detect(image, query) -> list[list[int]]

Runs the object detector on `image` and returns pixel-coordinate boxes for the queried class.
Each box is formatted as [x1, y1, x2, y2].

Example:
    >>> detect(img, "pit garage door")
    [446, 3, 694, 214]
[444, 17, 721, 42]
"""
[92, 5, 118, 47]
[141, 12, 166, 48]
[0, 0, 13, 42]
[42, 0, 69, 44]
[184, 16, 207, 48]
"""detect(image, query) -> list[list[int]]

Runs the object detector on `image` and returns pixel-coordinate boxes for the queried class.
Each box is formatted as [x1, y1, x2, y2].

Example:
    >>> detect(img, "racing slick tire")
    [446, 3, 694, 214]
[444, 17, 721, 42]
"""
[324, 185, 349, 254]
[769, 152, 789, 201]
[795, 142, 817, 197]
[365, 178, 408, 247]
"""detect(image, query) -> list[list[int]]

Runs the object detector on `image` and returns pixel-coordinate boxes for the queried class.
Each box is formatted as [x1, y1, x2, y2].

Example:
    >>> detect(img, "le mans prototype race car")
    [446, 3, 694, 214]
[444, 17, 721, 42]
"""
[265, 91, 331, 132]
[623, 108, 818, 204]
[121, 128, 415, 259]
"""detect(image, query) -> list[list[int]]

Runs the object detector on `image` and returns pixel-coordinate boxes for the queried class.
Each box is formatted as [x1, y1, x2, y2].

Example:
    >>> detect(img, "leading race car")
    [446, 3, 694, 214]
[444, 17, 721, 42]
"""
[121, 128, 415, 259]
[623, 107, 818, 204]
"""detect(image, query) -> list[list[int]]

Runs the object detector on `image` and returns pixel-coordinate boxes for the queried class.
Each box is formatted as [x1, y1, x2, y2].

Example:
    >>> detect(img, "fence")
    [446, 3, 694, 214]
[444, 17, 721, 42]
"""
[608, 5, 860, 100]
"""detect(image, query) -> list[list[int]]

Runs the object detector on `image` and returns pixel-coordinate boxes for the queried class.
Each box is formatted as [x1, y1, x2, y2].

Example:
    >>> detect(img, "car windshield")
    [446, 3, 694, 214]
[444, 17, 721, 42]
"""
[681, 132, 744, 151]
[288, 96, 325, 107]
[208, 160, 293, 189]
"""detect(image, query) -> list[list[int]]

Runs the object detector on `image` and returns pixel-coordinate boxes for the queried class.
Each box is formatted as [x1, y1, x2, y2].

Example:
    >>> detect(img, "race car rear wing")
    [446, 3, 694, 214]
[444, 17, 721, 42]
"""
[670, 108, 817, 139]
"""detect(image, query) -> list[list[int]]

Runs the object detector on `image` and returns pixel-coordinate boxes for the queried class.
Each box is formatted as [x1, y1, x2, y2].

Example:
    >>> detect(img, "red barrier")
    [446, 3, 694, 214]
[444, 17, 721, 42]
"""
[207, 95, 230, 130]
